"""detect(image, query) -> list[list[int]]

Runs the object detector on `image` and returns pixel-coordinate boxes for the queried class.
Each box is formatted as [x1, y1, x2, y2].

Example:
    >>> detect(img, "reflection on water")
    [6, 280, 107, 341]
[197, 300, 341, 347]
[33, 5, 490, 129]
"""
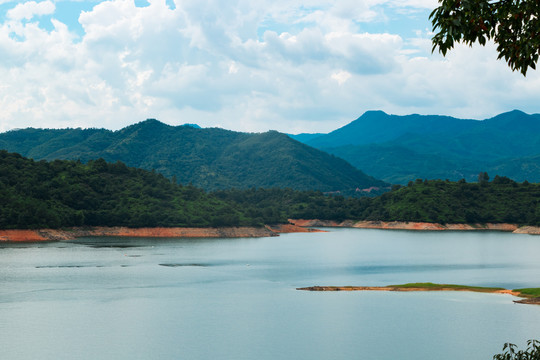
[1, 228, 540, 360]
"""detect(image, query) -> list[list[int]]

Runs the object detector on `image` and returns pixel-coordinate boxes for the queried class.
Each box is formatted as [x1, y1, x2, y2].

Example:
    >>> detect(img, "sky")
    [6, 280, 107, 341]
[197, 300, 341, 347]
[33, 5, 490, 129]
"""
[0, 0, 539, 134]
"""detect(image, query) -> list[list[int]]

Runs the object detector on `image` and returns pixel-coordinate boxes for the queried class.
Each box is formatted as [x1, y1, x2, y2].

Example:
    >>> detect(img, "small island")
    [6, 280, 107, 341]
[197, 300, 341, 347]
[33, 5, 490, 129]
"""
[297, 282, 540, 305]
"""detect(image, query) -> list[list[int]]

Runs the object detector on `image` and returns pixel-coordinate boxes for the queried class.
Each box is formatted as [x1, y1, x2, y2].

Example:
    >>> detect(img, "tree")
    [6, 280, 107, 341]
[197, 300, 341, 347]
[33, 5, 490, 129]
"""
[430, 0, 540, 75]
[493, 340, 540, 360]
[478, 171, 490, 184]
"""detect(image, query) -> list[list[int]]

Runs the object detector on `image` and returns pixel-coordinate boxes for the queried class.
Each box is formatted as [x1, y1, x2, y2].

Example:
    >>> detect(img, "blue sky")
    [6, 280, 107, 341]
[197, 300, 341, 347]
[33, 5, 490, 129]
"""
[0, 0, 539, 134]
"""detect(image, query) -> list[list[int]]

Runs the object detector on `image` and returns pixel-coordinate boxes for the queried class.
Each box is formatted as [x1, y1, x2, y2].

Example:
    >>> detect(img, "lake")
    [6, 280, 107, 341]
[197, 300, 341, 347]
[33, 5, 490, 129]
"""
[1, 228, 540, 359]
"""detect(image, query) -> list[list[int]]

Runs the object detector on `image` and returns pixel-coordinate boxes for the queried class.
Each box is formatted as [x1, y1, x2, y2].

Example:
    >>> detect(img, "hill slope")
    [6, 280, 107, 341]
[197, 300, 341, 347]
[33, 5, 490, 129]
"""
[1, 151, 538, 229]
[295, 110, 540, 184]
[362, 178, 540, 226]
[0, 151, 252, 229]
[0, 120, 386, 192]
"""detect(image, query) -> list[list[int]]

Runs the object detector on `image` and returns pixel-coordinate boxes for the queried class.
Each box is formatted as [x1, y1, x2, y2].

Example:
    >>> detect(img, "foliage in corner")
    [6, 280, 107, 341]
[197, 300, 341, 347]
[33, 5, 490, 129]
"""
[430, 0, 540, 75]
[493, 340, 540, 360]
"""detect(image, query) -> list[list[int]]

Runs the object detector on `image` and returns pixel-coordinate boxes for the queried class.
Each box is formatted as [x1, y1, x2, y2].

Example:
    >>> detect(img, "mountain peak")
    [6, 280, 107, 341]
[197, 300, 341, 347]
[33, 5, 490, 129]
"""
[362, 110, 388, 116]
[139, 118, 168, 127]
[0, 123, 387, 192]
[357, 110, 390, 121]
[490, 109, 527, 120]
[120, 118, 171, 132]
[486, 109, 540, 131]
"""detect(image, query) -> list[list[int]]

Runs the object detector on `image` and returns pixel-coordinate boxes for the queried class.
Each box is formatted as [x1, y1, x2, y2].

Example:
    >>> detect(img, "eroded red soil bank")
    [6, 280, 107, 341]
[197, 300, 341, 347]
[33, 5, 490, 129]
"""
[289, 219, 540, 235]
[2, 220, 537, 242]
[0, 223, 321, 242]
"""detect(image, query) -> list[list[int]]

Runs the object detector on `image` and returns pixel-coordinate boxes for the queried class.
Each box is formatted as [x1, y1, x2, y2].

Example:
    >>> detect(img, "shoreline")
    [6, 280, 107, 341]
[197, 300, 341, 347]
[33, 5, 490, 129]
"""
[296, 285, 540, 305]
[2, 219, 539, 242]
[289, 219, 540, 235]
[0, 224, 322, 242]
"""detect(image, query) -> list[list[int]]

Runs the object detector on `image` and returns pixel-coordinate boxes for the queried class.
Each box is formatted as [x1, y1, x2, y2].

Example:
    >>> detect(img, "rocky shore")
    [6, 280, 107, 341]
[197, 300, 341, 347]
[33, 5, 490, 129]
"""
[513, 297, 540, 305]
[0, 223, 319, 242]
[289, 219, 540, 235]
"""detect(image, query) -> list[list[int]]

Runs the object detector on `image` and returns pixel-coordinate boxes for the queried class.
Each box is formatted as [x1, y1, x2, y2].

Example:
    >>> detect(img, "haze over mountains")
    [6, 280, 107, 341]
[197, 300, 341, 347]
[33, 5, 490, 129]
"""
[291, 110, 540, 184]
[0, 120, 385, 193]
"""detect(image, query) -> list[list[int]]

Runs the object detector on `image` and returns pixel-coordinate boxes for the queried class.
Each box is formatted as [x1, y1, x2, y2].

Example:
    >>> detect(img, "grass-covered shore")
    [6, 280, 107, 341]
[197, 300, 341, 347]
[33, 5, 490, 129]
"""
[388, 282, 507, 292]
[513, 288, 540, 298]
[296, 283, 540, 304]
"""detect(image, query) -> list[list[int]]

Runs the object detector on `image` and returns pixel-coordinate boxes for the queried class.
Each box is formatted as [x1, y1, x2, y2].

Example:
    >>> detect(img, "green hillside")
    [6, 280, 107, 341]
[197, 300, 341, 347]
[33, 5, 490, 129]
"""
[216, 177, 540, 226]
[0, 151, 253, 229]
[364, 178, 540, 225]
[0, 120, 386, 192]
[1, 152, 538, 229]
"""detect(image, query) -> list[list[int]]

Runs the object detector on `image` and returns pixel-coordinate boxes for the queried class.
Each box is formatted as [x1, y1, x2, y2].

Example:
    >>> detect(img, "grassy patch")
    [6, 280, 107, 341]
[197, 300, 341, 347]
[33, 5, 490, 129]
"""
[389, 282, 505, 292]
[513, 288, 540, 297]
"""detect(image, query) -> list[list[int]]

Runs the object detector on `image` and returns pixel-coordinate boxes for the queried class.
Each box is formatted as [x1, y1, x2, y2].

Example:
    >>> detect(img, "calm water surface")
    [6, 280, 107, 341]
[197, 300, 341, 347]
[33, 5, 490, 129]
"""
[1, 228, 540, 359]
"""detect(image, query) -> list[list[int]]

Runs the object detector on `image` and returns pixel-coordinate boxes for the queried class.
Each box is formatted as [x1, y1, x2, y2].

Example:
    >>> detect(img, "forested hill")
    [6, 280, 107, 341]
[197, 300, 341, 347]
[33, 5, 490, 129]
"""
[1, 151, 539, 229]
[291, 110, 540, 184]
[365, 178, 540, 225]
[0, 120, 386, 192]
[0, 151, 254, 229]
[216, 178, 540, 226]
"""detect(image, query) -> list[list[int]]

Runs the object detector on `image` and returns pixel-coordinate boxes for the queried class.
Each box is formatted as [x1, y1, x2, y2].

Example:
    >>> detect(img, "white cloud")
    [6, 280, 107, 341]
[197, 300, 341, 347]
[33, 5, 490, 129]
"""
[331, 70, 351, 85]
[391, 0, 438, 9]
[0, 0, 538, 135]
[7, 1, 55, 21]
[228, 61, 239, 74]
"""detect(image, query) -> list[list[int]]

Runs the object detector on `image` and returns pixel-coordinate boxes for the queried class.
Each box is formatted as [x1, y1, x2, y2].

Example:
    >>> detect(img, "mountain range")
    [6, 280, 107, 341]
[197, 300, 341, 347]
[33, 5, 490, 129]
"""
[0, 120, 385, 192]
[2, 109, 539, 190]
[291, 110, 540, 184]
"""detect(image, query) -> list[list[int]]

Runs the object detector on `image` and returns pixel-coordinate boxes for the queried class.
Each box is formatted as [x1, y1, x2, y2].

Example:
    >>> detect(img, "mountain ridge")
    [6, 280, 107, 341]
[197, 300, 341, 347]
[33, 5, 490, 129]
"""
[291, 110, 540, 184]
[0, 120, 386, 192]
[303, 110, 479, 148]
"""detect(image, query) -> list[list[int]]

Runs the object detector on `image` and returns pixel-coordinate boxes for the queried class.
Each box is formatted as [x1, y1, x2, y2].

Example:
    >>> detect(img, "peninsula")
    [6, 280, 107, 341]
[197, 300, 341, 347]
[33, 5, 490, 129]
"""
[297, 283, 540, 305]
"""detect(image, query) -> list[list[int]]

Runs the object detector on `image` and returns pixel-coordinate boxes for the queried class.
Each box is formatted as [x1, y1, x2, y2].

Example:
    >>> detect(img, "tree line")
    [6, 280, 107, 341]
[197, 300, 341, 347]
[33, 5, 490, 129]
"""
[1, 151, 539, 229]
[0, 151, 251, 229]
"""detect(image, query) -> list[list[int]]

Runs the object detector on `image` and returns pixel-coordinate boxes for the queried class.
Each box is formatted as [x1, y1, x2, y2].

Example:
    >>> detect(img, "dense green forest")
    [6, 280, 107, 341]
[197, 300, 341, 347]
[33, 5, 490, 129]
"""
[0, 151, 253, 229]
[367, 178, 540, 225]
[0, 120, 385, 192]
[215, 178, 540, 226]
[1, 151, 539, 229]
[214, 188, 368, 224]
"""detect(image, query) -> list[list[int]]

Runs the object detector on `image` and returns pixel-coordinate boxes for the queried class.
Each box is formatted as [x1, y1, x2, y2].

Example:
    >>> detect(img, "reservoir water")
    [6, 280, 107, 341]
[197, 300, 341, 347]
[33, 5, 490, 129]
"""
[1, 228, 540, 359]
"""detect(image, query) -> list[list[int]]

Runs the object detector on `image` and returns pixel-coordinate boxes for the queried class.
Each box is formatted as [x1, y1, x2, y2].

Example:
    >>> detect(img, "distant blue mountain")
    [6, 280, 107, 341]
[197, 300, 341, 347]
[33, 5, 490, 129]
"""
[304, 110, 478, 148]
[292, 110, 540, 184]
[183, 123, 201, 128]
[288, 133, 324, 143]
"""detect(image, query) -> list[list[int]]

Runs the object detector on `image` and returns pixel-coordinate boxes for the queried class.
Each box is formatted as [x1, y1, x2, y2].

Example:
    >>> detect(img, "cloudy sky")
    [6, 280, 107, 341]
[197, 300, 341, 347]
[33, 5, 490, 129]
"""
[0, 0, 539, 134]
